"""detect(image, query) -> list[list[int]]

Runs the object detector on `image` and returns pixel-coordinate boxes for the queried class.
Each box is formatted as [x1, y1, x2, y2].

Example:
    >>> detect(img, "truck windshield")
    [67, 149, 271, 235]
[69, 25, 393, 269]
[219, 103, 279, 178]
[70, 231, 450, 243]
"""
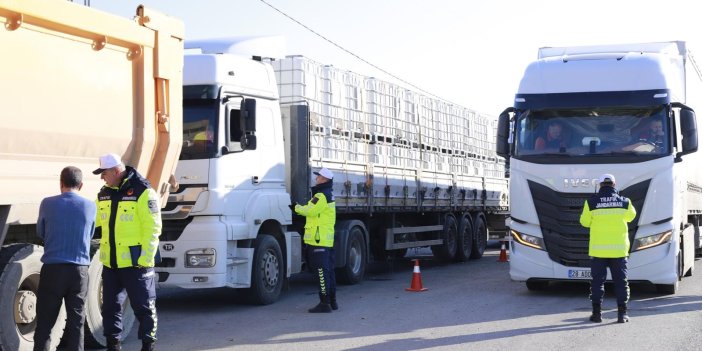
[181, 99, 219, 160]
[514, 106, 670, 158]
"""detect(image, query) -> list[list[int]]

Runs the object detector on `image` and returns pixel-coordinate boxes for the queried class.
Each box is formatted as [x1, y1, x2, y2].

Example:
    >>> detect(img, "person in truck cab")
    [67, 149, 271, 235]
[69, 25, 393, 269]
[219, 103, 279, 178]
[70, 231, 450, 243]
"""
[294, 167, 338, 313]
[93, 153, 161, 351]
[534, 121, 566, 151]
[622, 118, 665, 152]
[579, 174, 636, 324]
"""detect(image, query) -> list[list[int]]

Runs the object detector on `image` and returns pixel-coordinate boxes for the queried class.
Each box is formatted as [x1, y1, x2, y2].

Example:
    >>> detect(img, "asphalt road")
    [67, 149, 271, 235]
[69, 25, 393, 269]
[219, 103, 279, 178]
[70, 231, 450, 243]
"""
[119, 243, 702, 351]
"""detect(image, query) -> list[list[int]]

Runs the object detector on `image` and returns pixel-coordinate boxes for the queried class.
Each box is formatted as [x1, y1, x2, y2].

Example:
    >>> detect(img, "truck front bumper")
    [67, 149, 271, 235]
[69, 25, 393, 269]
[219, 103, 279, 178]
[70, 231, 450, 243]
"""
[509, 240, 678, 285]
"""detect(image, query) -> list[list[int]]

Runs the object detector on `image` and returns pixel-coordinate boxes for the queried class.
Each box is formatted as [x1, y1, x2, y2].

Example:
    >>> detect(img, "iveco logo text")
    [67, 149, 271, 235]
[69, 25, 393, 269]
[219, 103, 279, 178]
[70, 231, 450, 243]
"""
[563, 178, 599, 188]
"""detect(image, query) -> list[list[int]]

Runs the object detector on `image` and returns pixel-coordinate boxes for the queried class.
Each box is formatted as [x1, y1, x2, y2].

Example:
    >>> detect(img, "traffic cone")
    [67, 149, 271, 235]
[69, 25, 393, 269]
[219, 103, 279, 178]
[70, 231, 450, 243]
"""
[405, 259, 428, 292]
[497, 240, 509, 262]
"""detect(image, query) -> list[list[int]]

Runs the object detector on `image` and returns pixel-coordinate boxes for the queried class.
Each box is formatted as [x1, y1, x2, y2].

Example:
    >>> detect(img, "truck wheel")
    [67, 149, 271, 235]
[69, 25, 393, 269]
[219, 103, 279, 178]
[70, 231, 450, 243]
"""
[336, 226, 366, 284]
[244, 234, 284, 305]
[526, 280, 549, 291]
[470, 213, 488, 259]
[0, 244, 65, 351]
[656, 281, 679, 294]
[656, 253, 682, 295]
[84, 250, 135, 348]
[431, 214, 458, 261]
[455, 215, 474, 262]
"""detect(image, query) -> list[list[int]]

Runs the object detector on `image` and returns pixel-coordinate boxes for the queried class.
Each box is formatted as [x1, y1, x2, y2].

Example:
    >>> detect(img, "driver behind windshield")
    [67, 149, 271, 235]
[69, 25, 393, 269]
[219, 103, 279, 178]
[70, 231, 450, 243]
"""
[622, 118, 665, 152]
[534, 121, 566, 150]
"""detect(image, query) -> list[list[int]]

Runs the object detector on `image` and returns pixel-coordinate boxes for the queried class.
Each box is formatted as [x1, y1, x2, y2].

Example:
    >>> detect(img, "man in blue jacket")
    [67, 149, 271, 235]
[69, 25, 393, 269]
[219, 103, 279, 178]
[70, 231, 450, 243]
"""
[34, 166, 96, 351]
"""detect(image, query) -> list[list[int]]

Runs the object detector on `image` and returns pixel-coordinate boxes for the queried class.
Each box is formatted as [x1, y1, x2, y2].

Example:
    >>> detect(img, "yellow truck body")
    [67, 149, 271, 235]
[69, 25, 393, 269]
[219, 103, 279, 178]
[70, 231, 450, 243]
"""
[0, 1, 183, 349]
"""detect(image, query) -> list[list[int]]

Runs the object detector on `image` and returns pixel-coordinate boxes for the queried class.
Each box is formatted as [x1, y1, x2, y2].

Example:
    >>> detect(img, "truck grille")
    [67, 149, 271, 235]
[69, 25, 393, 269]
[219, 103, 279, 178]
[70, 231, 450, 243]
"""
[527, 179, 648, 267]
[160, 217, 193, 242]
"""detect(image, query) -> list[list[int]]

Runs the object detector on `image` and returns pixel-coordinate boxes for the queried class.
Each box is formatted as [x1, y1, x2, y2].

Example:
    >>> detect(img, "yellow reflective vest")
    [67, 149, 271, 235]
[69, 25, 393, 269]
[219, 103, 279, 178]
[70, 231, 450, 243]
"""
[295, 181, 336, 247]
[96, 167, 162, 268]
[579, 186, 636, 258]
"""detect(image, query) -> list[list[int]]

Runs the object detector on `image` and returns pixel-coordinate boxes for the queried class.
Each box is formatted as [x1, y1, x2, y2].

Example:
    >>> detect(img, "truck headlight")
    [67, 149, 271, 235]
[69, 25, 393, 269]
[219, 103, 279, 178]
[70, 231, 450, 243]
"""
[511, 230, 545, 250]
[185, 248, 216, 267]
[631, 231, 672, 251]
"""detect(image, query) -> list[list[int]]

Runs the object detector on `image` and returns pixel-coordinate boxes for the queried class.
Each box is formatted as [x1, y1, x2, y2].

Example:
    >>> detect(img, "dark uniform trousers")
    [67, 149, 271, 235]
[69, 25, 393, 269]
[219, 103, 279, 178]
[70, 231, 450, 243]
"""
[308, 246, 336, 296]
[590, 257, 630, 305]
[102, 266, 157, 342]
[34, 264, 89, 351]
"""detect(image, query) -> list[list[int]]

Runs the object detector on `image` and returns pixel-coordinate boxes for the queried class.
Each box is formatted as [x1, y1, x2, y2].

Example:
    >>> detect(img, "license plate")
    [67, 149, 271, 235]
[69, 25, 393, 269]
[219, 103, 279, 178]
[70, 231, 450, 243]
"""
[568, 269, 591, 279]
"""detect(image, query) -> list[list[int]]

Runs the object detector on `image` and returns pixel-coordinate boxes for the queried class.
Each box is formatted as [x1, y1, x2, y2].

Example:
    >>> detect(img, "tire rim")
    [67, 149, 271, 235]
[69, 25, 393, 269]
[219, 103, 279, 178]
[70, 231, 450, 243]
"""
[477, 221, 487, 253]
[349, 237, 362, 274]
[14, 290, 37, 324]
[447, 222, 457, 256]
[461, 222, 472, 254]
[14, 273, 40, 339]
[262, 249, 280, 290]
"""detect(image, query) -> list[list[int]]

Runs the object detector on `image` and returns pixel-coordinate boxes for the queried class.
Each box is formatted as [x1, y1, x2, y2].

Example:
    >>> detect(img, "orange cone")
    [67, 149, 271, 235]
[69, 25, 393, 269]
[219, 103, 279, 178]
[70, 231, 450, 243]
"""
[497, 240, 509, 262]
[405, 259, 428, 292]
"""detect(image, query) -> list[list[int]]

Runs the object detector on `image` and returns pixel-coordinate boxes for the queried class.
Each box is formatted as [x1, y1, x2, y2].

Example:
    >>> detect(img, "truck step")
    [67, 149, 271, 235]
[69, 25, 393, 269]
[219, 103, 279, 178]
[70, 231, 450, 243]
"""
[227, 257, 248, 266]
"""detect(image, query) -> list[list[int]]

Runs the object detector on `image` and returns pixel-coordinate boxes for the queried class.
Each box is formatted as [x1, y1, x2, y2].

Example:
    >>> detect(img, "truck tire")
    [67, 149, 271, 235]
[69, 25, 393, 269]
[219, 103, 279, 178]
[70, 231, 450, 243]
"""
[431, 214, 458, 261]
[244, 234, 284, 305]
[455, 215, 474, 262]
[0, 244, 65, 351]
[656, 252, 682, 295]
[470, 213, 488, 259]
[336, 226, 366, 285]
[84, 250, 135, 348]
[526, 280, 549, 291]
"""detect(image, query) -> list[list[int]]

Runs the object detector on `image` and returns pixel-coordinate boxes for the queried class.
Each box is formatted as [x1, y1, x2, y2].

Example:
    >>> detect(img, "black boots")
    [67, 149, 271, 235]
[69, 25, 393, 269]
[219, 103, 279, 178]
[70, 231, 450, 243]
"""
[590, 303, 630, 323]
[106, 337, 154, 350]
[589, 303, 602, 323]
[308, 293, 332, 313]
[141, 341, 156, 351]
[106, 338, 122, 351]
[617, 304, 630, 323]
[330, 292, 338, 311]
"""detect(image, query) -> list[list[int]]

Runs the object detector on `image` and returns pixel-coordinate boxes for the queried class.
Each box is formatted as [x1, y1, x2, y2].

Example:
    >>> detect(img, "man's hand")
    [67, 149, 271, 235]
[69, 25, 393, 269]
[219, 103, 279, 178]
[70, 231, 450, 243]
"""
[288, 203, 297, 211]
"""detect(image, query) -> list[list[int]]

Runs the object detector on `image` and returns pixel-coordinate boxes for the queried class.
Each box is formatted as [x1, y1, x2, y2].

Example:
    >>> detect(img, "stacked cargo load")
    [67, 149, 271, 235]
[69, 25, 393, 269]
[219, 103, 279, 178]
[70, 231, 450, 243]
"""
[273, 55, 508, 215]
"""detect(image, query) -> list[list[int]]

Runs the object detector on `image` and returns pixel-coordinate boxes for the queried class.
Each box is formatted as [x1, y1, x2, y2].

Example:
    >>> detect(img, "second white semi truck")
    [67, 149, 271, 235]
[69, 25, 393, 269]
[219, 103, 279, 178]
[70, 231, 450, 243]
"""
[155, 38, 510, 304]
[496, 41, 702, 294]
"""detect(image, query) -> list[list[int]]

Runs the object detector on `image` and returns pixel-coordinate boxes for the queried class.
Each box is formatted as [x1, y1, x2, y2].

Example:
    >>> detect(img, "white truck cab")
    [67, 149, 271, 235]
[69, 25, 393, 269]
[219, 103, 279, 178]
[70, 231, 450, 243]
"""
[496, 41, 702, 294]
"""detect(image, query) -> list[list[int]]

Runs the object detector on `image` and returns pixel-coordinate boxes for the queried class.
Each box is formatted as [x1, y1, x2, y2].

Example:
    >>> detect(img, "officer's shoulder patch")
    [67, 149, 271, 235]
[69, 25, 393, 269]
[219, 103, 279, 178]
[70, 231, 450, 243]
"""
[148, 200, 159, 214]
[311, 197, 319, 204]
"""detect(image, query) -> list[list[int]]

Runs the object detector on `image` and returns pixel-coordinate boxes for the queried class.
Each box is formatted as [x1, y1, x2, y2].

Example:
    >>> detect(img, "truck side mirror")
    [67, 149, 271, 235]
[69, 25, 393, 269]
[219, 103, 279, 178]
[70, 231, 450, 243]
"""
[240, 98, 256, 132]
[496, 107, 514, 158]
[241, 134, 257, 150]
[677, 106, 697, 159]
[240, 98, 257, 150]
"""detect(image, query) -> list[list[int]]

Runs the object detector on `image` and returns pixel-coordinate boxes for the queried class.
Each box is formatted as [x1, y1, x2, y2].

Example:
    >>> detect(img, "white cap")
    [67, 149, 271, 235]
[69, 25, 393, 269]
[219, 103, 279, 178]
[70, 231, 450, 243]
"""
[93, 153, 123, 175]
[598, 173, 616, 185]
[313, 167, 334, 180]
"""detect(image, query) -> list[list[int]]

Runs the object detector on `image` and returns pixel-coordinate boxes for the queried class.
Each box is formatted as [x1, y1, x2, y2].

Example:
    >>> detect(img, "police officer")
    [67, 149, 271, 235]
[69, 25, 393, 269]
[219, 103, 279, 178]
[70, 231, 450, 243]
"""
[93, 154, 161, 351]
[579, 174, 636, 323]
[294, 167, 337, 313]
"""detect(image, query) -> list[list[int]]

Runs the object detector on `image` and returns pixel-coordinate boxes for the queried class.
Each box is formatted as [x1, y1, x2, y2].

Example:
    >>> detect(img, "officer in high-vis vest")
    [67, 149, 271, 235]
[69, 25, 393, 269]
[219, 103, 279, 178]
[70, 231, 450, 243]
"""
[93, 153, 161, 351]
[580, 173, 636, 324]
[294, 167, 337, 313]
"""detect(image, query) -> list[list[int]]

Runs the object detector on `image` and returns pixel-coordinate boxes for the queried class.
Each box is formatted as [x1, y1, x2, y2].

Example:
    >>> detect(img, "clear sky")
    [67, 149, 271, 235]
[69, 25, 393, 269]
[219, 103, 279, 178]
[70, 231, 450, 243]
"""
[90, 0, 699, 115]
